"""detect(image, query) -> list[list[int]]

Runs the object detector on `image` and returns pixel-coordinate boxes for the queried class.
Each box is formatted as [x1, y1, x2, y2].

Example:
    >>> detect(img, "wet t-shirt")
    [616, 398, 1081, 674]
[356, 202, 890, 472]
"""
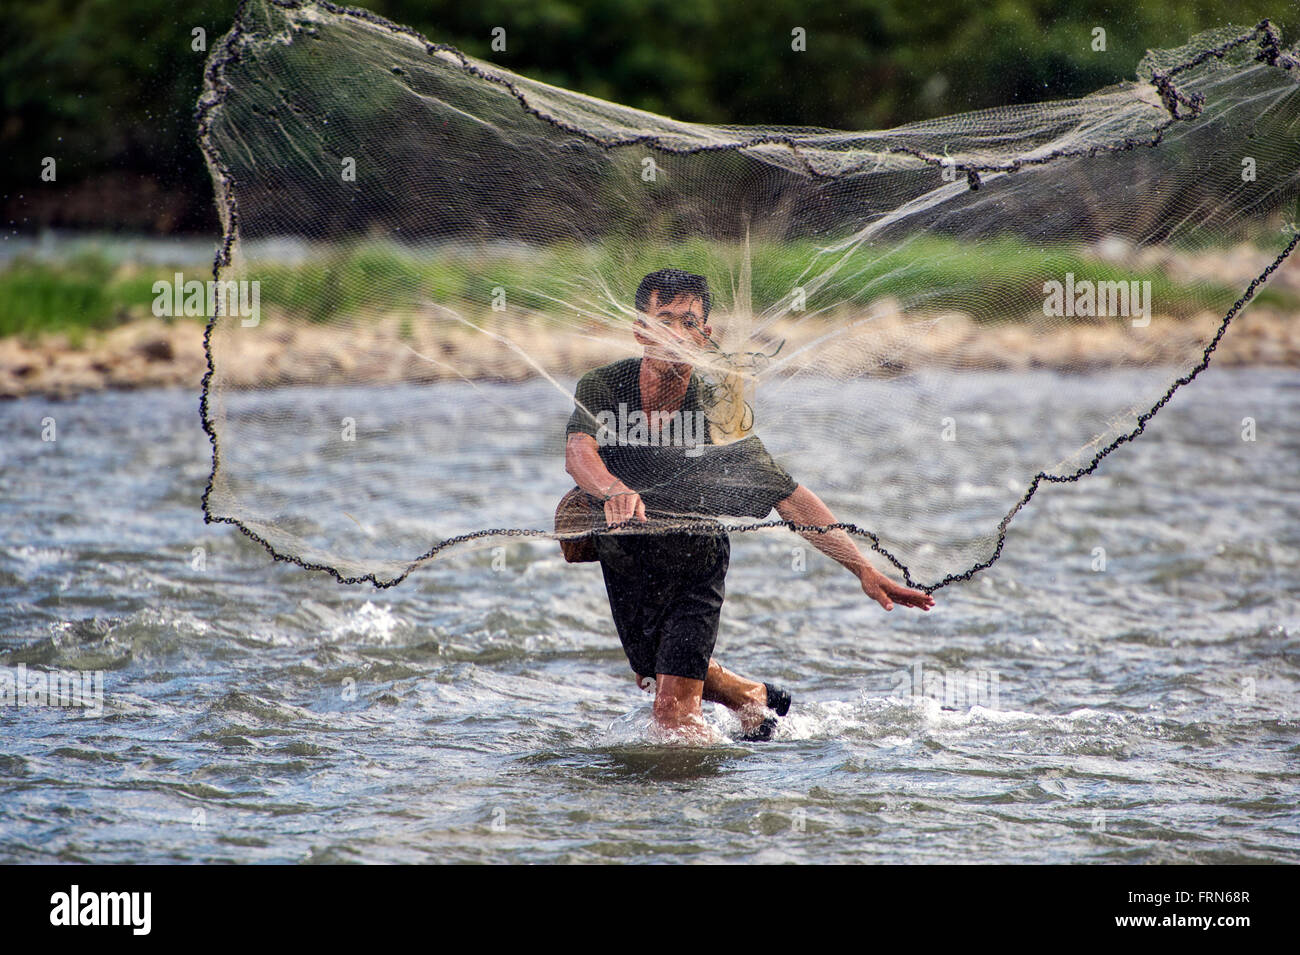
[565, 356, 799, 519]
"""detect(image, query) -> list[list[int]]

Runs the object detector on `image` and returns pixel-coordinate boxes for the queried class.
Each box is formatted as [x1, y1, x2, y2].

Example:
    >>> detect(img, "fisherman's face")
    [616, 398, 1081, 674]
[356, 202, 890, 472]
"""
[634, 291, 712, 367]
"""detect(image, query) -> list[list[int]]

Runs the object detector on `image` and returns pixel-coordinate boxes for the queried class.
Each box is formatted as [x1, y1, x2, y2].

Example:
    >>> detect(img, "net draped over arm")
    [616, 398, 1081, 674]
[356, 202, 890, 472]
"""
[609, 436, 798, 519]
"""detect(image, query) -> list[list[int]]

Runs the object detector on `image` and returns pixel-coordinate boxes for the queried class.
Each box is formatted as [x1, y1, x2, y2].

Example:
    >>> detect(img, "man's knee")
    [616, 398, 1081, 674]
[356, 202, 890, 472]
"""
[633, 672, 655, 693]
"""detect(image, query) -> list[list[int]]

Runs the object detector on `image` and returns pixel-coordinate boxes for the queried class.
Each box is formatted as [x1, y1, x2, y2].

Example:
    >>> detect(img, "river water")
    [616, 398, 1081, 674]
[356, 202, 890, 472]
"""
[1, 366, 1297, 863]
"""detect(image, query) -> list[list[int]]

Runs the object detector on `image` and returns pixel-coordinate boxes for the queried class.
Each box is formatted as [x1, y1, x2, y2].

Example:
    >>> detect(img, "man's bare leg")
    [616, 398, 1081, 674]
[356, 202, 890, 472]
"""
[651, 674, 713, 742]
[634, 664, 771, 736]
[638, 663, 765, 707]
[703, 660, 768, 731]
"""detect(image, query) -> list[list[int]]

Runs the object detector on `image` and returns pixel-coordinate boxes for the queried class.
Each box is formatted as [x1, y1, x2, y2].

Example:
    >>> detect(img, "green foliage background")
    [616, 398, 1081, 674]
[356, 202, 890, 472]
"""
[1, 0, 1291, 233]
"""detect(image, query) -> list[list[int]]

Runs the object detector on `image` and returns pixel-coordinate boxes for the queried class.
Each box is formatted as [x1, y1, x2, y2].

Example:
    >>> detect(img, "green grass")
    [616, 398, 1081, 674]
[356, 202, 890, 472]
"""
[2, 234, 1295, 338]
[0, 255, 118, 339]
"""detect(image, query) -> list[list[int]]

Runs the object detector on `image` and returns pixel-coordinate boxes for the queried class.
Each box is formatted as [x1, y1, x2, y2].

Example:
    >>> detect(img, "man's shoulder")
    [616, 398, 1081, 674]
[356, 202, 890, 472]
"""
[579, 356, 639, 385]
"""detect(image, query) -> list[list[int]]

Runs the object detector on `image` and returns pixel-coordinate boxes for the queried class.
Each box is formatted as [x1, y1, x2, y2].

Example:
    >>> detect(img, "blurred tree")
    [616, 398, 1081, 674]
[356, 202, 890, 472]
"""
[0, 0, 1289, 233]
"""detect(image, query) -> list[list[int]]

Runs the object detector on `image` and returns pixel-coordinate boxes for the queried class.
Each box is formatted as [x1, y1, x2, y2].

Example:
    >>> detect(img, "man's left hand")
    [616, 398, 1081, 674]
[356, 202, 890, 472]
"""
[860, 567, 935, 612]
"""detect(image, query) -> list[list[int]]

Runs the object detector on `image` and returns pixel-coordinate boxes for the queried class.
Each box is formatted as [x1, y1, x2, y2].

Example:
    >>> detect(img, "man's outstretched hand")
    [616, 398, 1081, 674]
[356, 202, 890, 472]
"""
[860, 566, 935, 612]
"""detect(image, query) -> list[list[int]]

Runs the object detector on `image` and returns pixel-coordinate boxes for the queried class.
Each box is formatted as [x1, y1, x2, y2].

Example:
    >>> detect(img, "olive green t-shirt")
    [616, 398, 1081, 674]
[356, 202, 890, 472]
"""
[565, 357, 798, 518]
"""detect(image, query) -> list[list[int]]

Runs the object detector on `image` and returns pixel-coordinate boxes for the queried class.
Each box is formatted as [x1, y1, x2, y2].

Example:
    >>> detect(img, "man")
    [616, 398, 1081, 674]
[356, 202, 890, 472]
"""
[565, 268, 934, 743]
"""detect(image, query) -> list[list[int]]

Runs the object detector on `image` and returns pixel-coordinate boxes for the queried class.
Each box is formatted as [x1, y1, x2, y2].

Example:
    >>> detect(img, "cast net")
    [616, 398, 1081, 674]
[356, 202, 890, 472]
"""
[197, 0, 1300, 587]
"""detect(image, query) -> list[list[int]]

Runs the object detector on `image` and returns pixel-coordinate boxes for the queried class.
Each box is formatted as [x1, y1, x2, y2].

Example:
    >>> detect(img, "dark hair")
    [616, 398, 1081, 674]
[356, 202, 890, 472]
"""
[635, 268, 711, 320]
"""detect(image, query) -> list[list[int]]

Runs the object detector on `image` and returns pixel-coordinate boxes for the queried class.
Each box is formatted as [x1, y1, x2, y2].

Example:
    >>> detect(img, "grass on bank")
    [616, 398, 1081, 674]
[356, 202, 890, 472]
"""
[1, 234, 1295, 342]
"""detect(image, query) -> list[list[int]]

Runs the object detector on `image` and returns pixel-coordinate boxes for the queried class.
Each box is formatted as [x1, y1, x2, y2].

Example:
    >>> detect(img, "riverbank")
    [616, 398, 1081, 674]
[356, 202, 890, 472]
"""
[2, 303, 1298, 399]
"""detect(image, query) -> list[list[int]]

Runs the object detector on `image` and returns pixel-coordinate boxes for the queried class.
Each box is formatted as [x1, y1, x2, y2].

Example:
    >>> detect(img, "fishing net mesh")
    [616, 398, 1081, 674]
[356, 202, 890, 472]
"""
[197, 0, 1300, 587]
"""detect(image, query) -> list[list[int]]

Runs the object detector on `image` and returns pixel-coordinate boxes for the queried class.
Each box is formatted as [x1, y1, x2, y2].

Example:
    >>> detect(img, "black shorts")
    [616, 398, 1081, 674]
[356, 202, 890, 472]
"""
[595, 529, 730, 683]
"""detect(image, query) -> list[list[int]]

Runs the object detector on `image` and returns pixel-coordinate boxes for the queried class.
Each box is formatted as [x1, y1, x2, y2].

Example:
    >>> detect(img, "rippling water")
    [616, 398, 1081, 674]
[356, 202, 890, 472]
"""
[1, 366, 1297, 863]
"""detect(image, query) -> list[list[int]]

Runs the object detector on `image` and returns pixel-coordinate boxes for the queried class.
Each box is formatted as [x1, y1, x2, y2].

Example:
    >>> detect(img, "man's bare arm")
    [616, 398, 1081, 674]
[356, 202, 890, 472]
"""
[775, 484, 935, 612]
[565, 432, 646, 525]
